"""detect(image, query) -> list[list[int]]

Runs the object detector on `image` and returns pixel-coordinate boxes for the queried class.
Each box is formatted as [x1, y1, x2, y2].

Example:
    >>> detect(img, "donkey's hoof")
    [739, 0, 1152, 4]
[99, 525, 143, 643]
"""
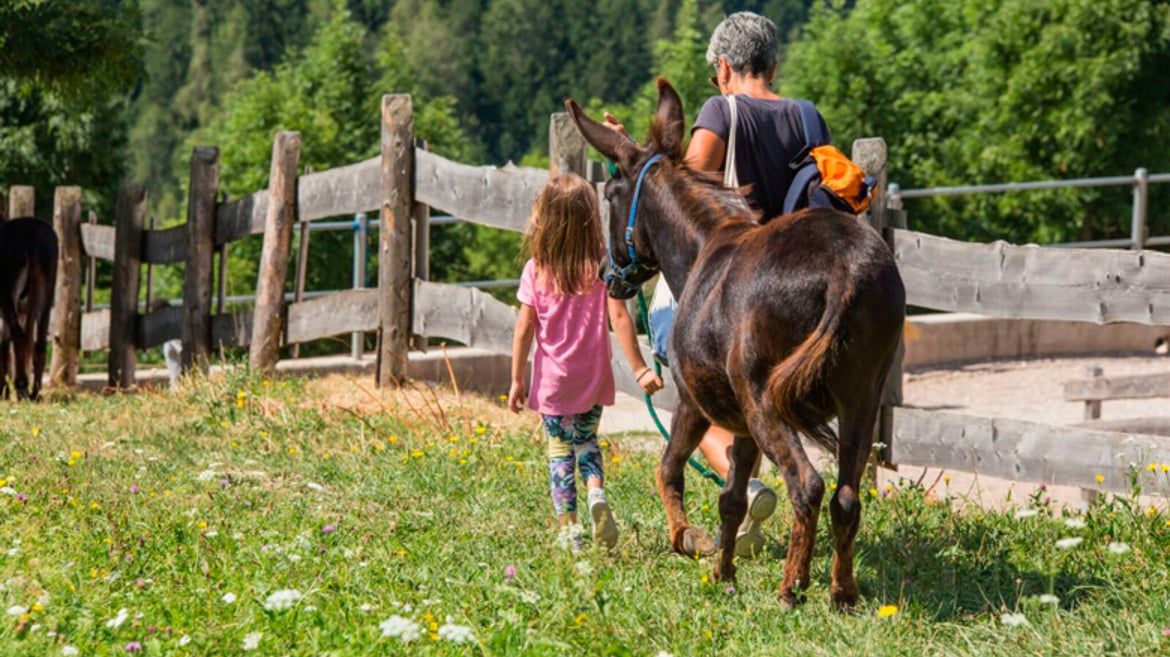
[779, 588, 806, 608]
[830, 583, 860, 611]
[676, 527, 717, 558]
[712, 562, 736, 583]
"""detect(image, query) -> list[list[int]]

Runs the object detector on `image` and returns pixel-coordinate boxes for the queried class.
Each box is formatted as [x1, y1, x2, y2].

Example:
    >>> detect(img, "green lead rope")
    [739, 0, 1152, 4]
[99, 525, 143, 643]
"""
[635, 289, 725, 488]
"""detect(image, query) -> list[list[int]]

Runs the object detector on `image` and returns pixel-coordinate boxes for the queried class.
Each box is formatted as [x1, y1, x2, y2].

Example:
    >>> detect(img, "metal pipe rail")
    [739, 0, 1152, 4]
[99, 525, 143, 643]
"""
[888, 168, 1167, 250]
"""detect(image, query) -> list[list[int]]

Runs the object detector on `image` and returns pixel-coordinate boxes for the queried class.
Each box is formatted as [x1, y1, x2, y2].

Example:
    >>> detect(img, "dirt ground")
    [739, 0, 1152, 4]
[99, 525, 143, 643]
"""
[602, 353, 1170, 511]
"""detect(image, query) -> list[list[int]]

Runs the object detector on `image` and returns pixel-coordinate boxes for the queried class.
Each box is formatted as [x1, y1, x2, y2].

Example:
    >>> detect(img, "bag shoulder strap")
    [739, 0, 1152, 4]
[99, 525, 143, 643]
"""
[723, 95, 739, 188]
[793, 99, 826, 147]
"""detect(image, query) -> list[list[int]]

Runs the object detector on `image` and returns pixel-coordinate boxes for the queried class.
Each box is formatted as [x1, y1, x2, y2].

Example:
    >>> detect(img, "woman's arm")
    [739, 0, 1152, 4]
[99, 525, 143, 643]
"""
[685, 128, 726, 173]
[508, 304, 537, 412]
[607, 297, 663, 394]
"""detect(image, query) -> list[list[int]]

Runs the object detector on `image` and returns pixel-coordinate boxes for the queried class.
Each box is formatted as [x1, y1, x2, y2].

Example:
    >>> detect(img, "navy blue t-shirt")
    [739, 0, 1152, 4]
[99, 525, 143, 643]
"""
[692, 95, 830, 222]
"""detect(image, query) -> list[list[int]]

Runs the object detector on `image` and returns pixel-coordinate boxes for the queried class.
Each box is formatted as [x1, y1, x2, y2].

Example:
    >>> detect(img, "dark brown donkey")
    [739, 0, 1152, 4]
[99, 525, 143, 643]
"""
[566, 79, 905, 608]
[0, 217, 59, 400]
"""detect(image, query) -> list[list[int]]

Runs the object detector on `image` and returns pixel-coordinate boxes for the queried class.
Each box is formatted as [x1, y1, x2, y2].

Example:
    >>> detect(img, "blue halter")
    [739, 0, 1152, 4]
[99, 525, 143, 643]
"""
[605, 153, 665, 299]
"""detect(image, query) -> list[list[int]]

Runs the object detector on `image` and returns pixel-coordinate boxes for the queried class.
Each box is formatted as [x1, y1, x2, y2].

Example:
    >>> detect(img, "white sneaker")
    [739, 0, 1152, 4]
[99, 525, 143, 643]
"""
[588, 490, 619, 548]
[557, 525, 585, 554]
[734, 479, 776, 558]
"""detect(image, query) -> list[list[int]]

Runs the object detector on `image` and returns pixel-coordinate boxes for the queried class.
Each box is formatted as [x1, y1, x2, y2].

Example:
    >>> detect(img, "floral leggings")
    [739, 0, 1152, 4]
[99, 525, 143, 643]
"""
[542, 405, 604, 516]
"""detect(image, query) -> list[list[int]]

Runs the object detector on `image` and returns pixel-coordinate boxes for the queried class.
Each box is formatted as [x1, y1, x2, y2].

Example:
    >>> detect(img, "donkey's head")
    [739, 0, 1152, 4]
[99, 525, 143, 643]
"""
[565, 78, 686, 299]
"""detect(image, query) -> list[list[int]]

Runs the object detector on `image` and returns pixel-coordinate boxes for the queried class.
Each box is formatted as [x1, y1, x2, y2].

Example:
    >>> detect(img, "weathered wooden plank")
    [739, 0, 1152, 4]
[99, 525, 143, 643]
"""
[215, 190, 267, 246]
[249, 131, 301, 375]
[299, 156, 381, 221]
[286, 288, 380, 344]
[549, 112, 587, 179]
[377, 95, 413, 387]
[893, 229, 1170, 325]
[49, 186, 83, 387]
[80, 223, 115, 261]
[414, 149, 546, 233]
[1073, 416, 1170, 436]
[890, 407, 1170, 496]
[182, 146, 219, 371]
[1064, 370, 1170, 402]
[81, 309, 110, 351]
[212, 311, 251, 348]
[142, 224, 188, 264]
[137, 305, 182, 349]
[109, 183, 146, 388]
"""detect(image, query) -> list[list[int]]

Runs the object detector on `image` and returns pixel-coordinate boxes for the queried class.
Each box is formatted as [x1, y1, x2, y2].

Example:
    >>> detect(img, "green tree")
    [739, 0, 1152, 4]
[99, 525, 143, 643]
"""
[783, 0, 1170, 244]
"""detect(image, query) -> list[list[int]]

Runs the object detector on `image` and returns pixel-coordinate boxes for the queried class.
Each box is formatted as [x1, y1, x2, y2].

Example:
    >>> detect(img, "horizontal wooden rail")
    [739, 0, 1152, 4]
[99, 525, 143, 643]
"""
[300, 157, 381, 222]
[415, 150, 546, 233]
[1074, 417, 1170, 435]
[216, 190, 267, 246]
[81, 307, 251, 351]
[890, 406, 1170, 496]
[894, 229, 1170, 325]
[80, 223, 115, 261]
[1064, 370, 1170, 402]
[286, 288, 379, 344]
[142, 225, 188, 264]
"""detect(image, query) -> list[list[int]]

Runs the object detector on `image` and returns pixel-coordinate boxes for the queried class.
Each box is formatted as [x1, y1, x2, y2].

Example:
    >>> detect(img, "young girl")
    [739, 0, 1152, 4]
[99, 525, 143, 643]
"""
[508, 174, 663, 552]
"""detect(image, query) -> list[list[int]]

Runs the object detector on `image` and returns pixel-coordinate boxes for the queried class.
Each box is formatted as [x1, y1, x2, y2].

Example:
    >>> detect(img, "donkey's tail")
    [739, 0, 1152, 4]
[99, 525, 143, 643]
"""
[764, 270, 852, 454]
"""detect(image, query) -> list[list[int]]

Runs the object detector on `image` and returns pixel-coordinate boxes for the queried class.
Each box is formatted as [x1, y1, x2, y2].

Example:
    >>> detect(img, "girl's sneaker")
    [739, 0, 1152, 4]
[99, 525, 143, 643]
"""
[558, 525, 585, 554]
[588, 489, 619, 548]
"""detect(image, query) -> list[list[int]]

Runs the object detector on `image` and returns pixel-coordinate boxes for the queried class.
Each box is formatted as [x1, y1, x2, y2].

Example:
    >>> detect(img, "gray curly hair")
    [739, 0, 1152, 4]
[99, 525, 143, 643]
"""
[705, 12, 777, 76]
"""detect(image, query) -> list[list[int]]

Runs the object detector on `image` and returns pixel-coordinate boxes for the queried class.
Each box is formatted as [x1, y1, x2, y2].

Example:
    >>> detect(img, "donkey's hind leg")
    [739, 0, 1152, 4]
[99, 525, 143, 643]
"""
[828, 386, 883, 609]
[747, 410, 825, 606]
[658, 397, 715, 557]
[30, 304, 51, 401]
[713, 434, 758, 582]
[0, 336, 9, 399]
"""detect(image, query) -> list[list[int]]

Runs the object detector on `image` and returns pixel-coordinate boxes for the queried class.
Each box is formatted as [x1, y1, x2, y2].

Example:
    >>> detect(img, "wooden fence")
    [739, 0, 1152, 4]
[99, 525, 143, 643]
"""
[12, 93, 1170, 497]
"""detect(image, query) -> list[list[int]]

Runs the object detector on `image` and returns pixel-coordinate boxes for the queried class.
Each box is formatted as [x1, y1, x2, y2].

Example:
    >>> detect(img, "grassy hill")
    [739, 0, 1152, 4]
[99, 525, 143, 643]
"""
[1, 372, 1168, 655]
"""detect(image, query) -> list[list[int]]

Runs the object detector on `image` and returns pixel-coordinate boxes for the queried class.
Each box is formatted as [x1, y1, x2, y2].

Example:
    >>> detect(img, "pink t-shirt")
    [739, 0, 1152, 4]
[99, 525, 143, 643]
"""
[517, 259, 615, 416]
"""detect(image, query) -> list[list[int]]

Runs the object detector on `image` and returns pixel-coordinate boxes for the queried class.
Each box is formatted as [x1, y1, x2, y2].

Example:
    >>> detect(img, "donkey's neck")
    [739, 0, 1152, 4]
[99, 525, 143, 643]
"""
[644, 171, 755, 295]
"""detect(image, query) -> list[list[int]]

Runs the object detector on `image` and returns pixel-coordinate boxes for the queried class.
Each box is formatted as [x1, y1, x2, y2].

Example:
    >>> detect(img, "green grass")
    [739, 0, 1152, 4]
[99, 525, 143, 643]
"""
[2, 371, 1170, 656]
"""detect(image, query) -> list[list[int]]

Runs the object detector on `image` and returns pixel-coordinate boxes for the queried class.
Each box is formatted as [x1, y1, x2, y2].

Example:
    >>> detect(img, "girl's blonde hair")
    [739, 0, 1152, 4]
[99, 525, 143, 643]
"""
[523, 174, 606, 296]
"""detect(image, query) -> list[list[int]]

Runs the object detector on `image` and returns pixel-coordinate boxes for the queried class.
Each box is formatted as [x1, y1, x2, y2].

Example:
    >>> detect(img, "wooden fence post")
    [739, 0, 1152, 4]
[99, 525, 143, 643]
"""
[8, 185, 34, 218]
[410, 139, 430, 353]
[182, 146, 220, 373]
[376, 94, 413, 387]
[852, 137, 900, 466]
[549, 112, 587, 179]
[108, 183, 147, 389]
[249, 131, 301, 376]
[48, 186, 83, 387]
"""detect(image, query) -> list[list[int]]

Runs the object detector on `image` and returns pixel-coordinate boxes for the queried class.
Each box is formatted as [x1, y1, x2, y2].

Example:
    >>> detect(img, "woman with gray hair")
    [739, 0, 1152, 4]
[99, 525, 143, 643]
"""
[605, 11, 833, 560]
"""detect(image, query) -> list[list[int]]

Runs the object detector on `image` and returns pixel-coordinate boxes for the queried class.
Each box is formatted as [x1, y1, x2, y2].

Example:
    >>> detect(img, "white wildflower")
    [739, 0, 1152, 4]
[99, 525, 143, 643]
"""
[1055, 536, 1083, 550]
[574, 561, 593, 576]
[6, 605, 27, 617]
[0, 487, 16, 496]
[179, 635, 191, 646]
[5, 548, 18, 557]
[1063, 517, 1087, 529]
[1000, 612, 1029, 627]
[305, 482, 324, 492]
[29, 623, 40, 633]
[1107, 542, 1130, 554]
[105, 608, 129, 628]
[518, 590, 540, 605]
[221, 592, 237, 604]
[196, 469, 217, 482]
[205, 530, 218, 538]
[1037, 594, 1059, 605]
[242, 631, 262, 651]
[437, 617, 475, 644]
[287, 554, 302, 563]
[655, 652, 676, 657]
[263, 589, 304, 611]
[421, 598, 441, 606]
[360, 603, 373, 613]
[1014, 509, 1039, 519]
[380, 615, 422, 643]
[61, 647, 79, 656]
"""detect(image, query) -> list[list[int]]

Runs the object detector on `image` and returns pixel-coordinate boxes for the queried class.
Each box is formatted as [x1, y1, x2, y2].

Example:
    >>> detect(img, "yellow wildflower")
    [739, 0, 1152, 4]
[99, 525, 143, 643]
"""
[1162, 464, 1169, 474]
[574, 614, 586, 625]
[31, 427, 40, 437]
[829, 482, 837, 491]
[611, 456, 622, 464]
[66, 460, 76, 467]
[288, 447, 298, 455]
[1094, 474, 1105, 485]
[387, 435, 398, 444]
[197, 521, 208, 530]
[70, 450, 82, 460]
[944, 475, 952, 484]
[877, 604, 898, 618]
[30, 603, 43, 613]
[1148, 463, 1158, 472]
[469, 437, 477, 445]
[323, 452, 332, 460]
[474, 426, 486, 435]
[373, 442, 384, 452]
[89, 502, 101, 511]
[498, 394, 508, 402]
[869, 488, 879, 497]
[598, 440, 609, 449]
[1146, 506, 1158, 517]
[700, 574, 709, 584]
[449, 449, 458, 458]
[411, 450, 425, 459]
[220, 421, 230, 429]
[459, 459, 467, 465]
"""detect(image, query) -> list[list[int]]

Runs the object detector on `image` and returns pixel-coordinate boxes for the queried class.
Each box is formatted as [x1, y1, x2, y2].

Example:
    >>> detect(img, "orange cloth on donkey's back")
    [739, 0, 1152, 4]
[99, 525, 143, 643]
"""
[810, 145, 870, 214]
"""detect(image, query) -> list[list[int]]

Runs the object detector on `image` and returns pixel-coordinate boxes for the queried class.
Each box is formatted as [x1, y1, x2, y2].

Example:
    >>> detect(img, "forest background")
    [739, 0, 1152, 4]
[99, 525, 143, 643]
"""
[1, 0, 1168, 308]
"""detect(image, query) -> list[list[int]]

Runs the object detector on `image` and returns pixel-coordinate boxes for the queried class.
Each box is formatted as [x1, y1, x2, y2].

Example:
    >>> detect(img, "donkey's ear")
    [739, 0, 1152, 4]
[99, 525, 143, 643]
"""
[653, 77, 686, 158]
[564, 98, 637, 171]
